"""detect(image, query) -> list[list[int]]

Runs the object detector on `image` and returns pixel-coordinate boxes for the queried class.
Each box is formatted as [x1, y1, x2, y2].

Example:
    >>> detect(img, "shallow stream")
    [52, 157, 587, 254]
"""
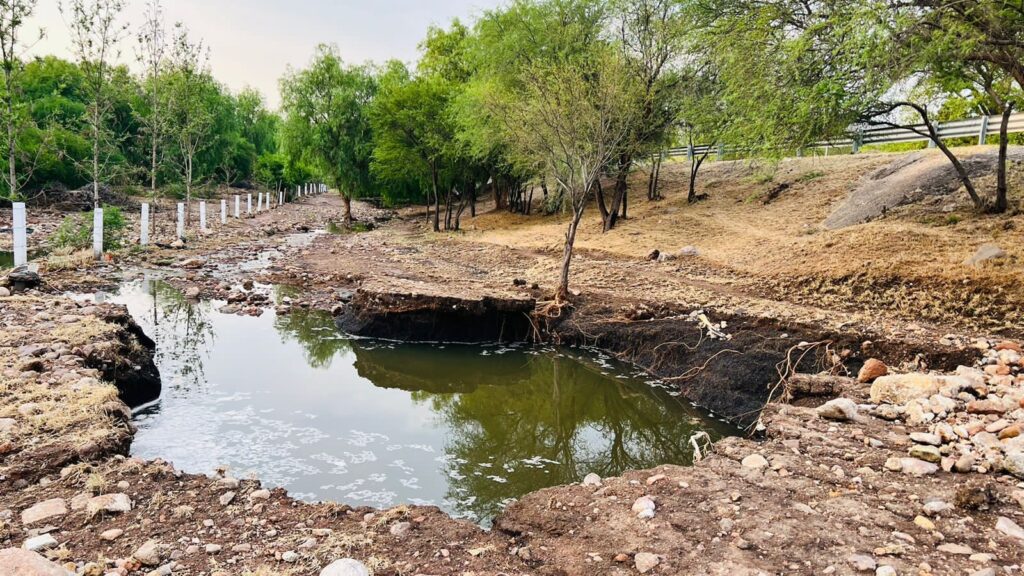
[89, 277, 736, 523]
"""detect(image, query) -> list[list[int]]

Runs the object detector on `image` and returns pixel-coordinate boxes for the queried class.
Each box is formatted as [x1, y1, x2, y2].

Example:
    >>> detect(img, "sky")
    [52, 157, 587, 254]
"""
[25, 0, 504, 109]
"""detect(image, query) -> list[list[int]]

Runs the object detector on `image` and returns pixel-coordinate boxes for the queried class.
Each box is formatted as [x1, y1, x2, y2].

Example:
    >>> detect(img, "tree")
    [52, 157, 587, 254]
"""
[0, 0, 41, 202]
[280, 45, 376, 224]
[60, 0, 127, 209]
[164, 23, 213, 227]
[495, 48, 635, 302]
[135, 0, 165, 197]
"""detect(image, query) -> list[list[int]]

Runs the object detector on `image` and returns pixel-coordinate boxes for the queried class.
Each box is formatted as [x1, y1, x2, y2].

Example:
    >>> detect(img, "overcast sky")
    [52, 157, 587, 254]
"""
[25, 0, 503, 109]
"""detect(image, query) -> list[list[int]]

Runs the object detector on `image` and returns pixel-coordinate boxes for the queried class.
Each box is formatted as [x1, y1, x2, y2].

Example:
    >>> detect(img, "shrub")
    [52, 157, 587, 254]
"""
[51, 206, 127, 252]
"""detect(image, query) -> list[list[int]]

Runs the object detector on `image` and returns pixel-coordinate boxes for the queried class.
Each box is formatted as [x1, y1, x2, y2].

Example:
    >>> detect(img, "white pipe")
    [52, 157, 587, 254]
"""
[176, 203, 185, 240]
[140, 203, 149, 246]
[199, 201, 207, 231]
[221, 199, 227, 224]
[93, 208, 104, 259]
[234, 195, 240, 218]
[12, 202, 27, 266]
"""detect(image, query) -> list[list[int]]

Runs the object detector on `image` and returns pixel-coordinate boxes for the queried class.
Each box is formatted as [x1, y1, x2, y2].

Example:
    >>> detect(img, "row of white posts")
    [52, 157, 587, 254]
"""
[8, 183, 328, 265]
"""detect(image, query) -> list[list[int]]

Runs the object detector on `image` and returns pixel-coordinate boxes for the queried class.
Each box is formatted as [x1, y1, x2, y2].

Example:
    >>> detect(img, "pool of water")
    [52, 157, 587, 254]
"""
[1, 251, 13, 269]
[91, 278, 736, 523]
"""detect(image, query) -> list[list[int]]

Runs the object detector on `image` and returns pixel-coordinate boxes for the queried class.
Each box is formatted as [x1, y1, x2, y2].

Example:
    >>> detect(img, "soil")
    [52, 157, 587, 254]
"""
[2, 150, 1024, 575]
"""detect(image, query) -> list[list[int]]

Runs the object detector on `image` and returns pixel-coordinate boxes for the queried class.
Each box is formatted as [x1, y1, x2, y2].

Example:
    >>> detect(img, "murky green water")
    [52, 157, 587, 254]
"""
[92, 278, 735, 523]
[0, 251, 13, 269]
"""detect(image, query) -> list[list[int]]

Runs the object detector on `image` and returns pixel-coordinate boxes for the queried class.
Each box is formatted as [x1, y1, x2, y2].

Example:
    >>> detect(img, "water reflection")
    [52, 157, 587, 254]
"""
[107, 280, 735, 523]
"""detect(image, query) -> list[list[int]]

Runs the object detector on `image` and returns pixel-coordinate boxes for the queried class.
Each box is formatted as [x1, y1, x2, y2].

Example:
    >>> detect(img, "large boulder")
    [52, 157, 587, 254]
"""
[870, 374, 965, 405]
[0, 548, 72, 575]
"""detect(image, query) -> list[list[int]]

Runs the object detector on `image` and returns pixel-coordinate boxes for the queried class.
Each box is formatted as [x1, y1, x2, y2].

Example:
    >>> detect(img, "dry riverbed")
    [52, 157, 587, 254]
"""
[2, 174, 1024, 575]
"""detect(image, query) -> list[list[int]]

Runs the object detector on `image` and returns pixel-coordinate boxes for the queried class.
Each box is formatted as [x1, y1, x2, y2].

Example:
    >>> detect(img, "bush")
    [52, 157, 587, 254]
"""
[51, 206, 127, 252]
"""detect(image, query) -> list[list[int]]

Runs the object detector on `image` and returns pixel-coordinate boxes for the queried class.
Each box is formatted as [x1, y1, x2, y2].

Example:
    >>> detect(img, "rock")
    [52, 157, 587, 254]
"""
[134, 540, 164, 566]
[923, 500, 952, 516]
[870, 374, 948, 404]
[0, 548, 71, 575]
[875, 567, 896, 576]
[969, 569, 997, 576]
[86, 493, 132, 516]
[634, 552, 660, 574]
[646, 249, 660, 261]
[205, 544, 222, 554]
[389, 522, 411, 537]
[582, 473, 602, 487]
[858, 359, 888, 383]
[967, 400, 1006, 415]
[232, 543, 252, 553]
[248, 489, 271, 501]
[320, 559, 370, 576]
[741, 454, 769, 469]
[1001, 452, 1024, 479]
[909, 432, 941, 446]
[995, 516, 1024, 541]
[7, 266, 41, 289]
[898, 458, 939, 476]
[937, 543, 973, 555]
[99, 529, 123, 541]
[848, 554, 876, 571]
[816, 398, 859, 421]
[963, 244, 1007, 267]
[909, 445, 941, 464]
[282, 550, 299, 563]
[631, 496, 656, 519]
[219, 491, 235, 506]
[184, 286, 201, 299]
[0, 287, 9, 297]
[22, 534, 58, 552]
[21, 498, 67, 525]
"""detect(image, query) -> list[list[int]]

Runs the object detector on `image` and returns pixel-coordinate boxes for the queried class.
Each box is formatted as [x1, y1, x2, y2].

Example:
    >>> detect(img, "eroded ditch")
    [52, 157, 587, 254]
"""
[80, 277, 737, 525]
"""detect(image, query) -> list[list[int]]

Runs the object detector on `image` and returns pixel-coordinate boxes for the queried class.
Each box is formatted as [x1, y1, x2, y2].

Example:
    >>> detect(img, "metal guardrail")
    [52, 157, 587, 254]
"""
[666, 112, 1024, 160]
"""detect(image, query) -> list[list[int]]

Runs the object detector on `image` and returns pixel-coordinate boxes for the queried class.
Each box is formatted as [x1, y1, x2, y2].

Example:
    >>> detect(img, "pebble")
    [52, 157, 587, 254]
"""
[100, 528, 124, 541]
[816, 398, 859, 421]
[22, 534, 58, 552]
[205, 544, 222, 554]
[21, 498, 67, 525]
[282, 550, 299, 563]
[847, 554, 876, 571]
[876, 566, 896, 576]
[995, 516, 1024, 541]
[86, 493, 132, 516]
[218, 491, 236, 506]
[741, 454, 769, 469]
[634, 552, 660, 574]
[248, 489, 271, 501]
[389, 522, 411, 537]
[936, 543, 973, 555]
[858, 359, 888, 383]
[320, 558, 370, 576]
[582, 473, 601, 486]
[134, 540, 164, 566]
[908, 445, 941, 464]
[631, 496, 656, 519]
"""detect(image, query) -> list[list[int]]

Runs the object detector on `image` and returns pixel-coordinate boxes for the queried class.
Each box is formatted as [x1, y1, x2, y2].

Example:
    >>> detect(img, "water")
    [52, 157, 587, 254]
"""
[0, 251, 12, 269]
[93, 278, 736, 523]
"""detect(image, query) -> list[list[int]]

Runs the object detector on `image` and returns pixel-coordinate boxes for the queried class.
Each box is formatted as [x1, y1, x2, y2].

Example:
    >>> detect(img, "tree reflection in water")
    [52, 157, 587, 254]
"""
[133, 278, 216, 393]
[347, 341, 733, 521]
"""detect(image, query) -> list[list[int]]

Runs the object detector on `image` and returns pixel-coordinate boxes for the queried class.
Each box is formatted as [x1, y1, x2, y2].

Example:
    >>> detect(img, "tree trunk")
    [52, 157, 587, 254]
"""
[620, 186, 627, 219]
[342, 194, 352, 223]
[185, 155, 192, 228]
[493, 176, 507, 211]
[688, 150, 710, 203]
[6, 74, 15, 201]
[647, 154, 663, 201]
[596, 178, 609, 222]
[601, 154, 631, 232]
[431, 165, 440, 232]
[907, 103, 984, 209]
[557, 197, 586, 303]
[92, 118, 100, 209]
[994, 103, 1014, 214]
[469, 182, 477, 217]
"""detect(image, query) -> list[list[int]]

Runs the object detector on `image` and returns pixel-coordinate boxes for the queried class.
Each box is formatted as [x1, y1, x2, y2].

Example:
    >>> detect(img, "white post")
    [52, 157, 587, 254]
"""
[12, 202, 27, 266]
[221, 199, 227, 224]
[140, 203, 150, 246]
[234, 195, 240, 218]
[176, 203, 185, 240]
[257, 192, 263, 212]
[279, 191, 284, 206]
[247, 194, 252, 214]
[93, 208, 104, 259]
[200, 201, 207, 232]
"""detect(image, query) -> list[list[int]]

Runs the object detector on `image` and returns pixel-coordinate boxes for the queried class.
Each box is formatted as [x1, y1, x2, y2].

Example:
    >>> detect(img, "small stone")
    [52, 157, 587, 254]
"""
[205, 544, 222, 554]
[875, 567, 896, 576]
[582, 473, 602, 487]
[320, 559, 370, 576]
[634, 552, 660, 574]
[967, 400, 1006, 415]
[86, 493, 132, 516]
[1003, 451, 1024, 479]
[232, 544, 252, 553]
[134, 540, 164, 566]
[218, 491, 236, 506]
[870, 374, 944, 404]
[389, 522, 411, 537]
[741, 454, 769, 469]
[909, 445, 941, 463]
[995, 516, 1024, 541]
[936, 543, 973, 555]
[99, 529, 124, 541]
[248, 489, 271, 501]
[913, 516, 935, 530]
[21, 498, 67, 525]
[645, 474, 666, 485]
[631, 496, 656, 519]
[22, 534, 58, 552]
[858, 359, 888, 383]
[898, 458, 939, 476]
[282, 551, 299, 563]
[847, 554, 876, 571]
[963, 243, 1007, 267]
[816, 398, 859, 421]
[909, 432, 941, 446]
[969, 569, 996, 576]
[922, 501, 952, 516]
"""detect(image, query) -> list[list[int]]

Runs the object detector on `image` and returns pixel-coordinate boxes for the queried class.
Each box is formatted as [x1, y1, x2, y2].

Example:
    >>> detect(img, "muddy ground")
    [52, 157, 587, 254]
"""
[2, 151, 1024, 575]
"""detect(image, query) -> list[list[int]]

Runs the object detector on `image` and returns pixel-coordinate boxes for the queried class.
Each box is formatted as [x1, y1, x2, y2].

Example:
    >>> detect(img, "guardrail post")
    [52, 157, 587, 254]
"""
[176, 202, 185, 240]
[221, 199, 227, 224]
[234, 195, 240, 218]
[199, 201, 207, 232]
[93, 208, 104, 259]
[978, 115, 990, 146]
[717, 144, 724, 161]
[140, 203, 149, 246]
[247, 194, 252, 214]
[12, 202, 27, 266]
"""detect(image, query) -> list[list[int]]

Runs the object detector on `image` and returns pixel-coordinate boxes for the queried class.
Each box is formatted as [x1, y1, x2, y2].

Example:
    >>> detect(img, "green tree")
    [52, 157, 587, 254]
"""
[0, 0, 41, 202]
[280, 45, 376, 223]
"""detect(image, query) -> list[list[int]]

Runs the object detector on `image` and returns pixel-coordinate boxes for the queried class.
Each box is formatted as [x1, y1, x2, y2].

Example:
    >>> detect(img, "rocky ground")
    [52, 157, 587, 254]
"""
[2, 155, 1024, 575]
